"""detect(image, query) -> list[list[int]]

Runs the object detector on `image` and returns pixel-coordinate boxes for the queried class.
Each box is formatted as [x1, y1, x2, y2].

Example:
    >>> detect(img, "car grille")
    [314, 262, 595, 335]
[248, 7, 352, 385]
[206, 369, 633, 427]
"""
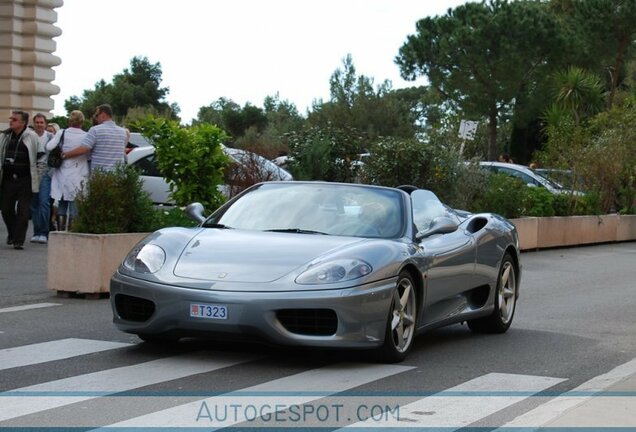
[115, 294, 155, 322]
[276, 309, 338, 336]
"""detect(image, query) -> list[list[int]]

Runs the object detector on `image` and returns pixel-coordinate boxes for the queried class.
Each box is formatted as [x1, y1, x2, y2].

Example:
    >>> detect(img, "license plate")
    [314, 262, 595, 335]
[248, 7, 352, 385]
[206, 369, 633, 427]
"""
[190, 303, 228, 320]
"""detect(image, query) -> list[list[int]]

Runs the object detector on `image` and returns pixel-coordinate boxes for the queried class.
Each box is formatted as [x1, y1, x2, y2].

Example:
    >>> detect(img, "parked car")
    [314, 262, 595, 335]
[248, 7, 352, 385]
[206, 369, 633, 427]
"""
[478, 161, 570, 194]
[110, 182, 521, 362]
[534, 168, 584, 192]
[127, 145, 293, 205]
[125, 132, 153, 155]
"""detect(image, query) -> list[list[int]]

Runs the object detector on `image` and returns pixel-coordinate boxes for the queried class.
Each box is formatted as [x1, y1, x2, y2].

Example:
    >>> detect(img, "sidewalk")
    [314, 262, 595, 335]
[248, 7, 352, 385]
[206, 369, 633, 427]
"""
[0, 220, 51, 306]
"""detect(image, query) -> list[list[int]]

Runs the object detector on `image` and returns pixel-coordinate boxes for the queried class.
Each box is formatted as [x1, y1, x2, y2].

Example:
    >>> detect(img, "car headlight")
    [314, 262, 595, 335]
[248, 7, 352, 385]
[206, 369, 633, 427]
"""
[123, 244, 166, 274]
[296, 259, 372, 285]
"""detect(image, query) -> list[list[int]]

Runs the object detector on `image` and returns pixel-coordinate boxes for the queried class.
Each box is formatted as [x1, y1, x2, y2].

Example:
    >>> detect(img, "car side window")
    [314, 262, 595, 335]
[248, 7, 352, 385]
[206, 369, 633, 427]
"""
[133, 154, 162, 177]
[411, 190, 458, 233]
[498, 167, 540, 186]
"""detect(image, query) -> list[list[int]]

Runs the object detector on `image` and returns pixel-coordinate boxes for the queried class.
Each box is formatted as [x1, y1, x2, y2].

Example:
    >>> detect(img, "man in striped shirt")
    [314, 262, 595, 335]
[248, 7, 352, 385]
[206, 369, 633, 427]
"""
[61, 104, 126, 171]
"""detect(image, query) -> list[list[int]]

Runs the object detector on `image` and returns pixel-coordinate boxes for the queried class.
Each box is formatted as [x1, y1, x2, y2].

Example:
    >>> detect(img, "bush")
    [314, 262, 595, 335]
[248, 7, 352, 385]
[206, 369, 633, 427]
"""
[73, 165, 156, 234]
[285, 126, 364, 182]
[150, 206, 198, 230]
[362, 137, 462, 203]
[469, 174, 528, 219]
[521, 187, 555, 217]
[135, 117, 230, 213]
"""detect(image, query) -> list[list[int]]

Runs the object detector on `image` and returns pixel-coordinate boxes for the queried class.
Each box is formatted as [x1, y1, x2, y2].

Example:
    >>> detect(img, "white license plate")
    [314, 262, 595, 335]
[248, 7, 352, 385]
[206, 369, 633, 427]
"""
[190, 303, 228, 320]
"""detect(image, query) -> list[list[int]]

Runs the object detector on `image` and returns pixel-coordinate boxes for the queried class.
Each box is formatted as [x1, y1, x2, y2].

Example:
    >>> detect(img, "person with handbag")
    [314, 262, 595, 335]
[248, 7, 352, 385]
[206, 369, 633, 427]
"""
[0, 110, 41, 250]
[45, 110, 88, 231]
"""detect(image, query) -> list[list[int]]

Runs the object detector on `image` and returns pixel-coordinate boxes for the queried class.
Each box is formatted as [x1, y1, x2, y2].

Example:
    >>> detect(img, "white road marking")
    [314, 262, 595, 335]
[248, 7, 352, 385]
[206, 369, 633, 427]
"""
[340, 372, 565, 429]
[101, 363, 414, 429]
[0, 351, 259, 422]
[0, 302, 62, 314]
[500, 358, 636, 428]
[0, 338, 131, 371]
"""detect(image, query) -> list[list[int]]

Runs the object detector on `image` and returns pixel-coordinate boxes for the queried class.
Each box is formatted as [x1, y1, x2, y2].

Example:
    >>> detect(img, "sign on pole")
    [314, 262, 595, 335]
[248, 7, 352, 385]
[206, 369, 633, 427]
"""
[458, 120, 478, 140]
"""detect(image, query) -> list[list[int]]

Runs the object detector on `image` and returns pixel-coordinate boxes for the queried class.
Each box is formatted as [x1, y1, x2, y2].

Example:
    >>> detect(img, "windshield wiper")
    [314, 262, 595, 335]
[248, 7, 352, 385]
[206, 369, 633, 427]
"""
[203, 223, 233, 229]
[266, 228, 328, 235]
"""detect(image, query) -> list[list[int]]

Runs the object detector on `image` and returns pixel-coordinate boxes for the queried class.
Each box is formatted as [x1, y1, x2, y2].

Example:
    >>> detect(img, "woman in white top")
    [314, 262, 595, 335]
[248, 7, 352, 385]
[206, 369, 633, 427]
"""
[45, 110, 89, 230]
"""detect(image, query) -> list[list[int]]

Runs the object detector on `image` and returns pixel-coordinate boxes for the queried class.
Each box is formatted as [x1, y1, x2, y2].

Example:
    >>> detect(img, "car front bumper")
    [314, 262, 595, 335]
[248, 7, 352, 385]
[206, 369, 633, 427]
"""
[110, 271, 397, 349]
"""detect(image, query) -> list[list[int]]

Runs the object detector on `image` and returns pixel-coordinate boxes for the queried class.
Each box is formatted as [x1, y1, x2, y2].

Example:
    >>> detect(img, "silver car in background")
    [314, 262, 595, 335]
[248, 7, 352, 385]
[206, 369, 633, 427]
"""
[127, 144, 293, 205]
[111, 182, 521, 362]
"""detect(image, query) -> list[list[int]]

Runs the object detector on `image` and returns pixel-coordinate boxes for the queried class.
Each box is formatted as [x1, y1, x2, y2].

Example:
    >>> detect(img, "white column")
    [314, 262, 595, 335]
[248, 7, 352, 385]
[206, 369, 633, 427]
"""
[0, 0, 63, 128]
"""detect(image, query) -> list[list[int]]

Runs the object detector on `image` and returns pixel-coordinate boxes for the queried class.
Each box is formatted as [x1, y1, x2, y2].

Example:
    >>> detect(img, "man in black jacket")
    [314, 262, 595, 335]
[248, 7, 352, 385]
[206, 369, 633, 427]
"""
[0, 111, 42, 249]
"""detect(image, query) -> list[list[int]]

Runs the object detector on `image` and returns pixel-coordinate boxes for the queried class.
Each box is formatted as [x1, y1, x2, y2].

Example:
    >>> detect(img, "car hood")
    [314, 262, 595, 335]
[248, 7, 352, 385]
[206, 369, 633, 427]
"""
[172, 229, 365, 283]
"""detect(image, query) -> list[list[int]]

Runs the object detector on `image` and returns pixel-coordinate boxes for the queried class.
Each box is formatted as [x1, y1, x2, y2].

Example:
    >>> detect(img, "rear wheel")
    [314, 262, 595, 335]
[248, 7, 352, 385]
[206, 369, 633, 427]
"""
[468, 253, 517, 333]
[378, 271, 417, 363]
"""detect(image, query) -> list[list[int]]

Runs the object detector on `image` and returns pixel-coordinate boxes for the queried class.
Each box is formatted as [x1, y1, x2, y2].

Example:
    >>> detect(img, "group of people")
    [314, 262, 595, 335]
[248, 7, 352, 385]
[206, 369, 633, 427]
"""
[0, 104, 127, 250]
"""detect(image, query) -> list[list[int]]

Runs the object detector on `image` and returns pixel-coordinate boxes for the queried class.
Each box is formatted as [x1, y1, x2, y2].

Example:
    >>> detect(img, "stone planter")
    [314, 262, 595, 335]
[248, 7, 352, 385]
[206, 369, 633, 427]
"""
[511, 214, 636, 251]
[617, 214, 636, 241]
[48, 231, 148, 296]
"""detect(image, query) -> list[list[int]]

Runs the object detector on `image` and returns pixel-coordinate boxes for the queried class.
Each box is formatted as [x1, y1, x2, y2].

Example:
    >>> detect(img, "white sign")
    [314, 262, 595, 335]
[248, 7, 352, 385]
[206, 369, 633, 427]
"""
[458, 120, 478, 140]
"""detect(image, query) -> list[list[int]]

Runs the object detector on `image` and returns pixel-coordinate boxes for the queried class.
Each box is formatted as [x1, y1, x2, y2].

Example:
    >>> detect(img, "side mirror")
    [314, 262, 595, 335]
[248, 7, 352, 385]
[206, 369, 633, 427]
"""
[416, 216, 459, 240]
[185, 202, 206, 224]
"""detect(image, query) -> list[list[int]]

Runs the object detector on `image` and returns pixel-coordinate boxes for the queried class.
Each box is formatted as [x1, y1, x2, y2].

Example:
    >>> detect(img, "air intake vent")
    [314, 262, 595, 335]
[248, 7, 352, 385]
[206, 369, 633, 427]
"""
[115, 294, 155, 322]
[277, 309, 338, 336]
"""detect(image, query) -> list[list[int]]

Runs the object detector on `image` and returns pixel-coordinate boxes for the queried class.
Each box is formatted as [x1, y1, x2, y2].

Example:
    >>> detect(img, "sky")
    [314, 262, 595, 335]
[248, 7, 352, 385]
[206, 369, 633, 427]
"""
[51, 0, 469, 124]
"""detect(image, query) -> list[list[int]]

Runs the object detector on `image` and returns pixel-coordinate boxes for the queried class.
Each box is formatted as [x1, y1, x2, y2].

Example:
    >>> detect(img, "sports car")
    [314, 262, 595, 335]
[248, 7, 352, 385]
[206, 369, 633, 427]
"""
[111, 181, 521, 362]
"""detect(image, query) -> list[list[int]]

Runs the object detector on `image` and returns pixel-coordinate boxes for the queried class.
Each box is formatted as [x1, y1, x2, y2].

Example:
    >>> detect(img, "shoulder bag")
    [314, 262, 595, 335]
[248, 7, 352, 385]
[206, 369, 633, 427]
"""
[47, 130, 66, 168]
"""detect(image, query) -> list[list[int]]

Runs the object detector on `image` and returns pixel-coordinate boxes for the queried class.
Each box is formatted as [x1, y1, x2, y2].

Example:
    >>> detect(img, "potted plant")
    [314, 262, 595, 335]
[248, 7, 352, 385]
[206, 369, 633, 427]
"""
[48, 165, 157, 297]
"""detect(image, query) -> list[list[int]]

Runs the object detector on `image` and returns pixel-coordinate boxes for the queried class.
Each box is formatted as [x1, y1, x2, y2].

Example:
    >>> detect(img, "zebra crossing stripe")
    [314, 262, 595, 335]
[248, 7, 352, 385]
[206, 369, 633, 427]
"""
[500, 357, 636, 428]
[100, 362, 415, 429]
[0, 338, 131, 371]
[339, 372, 565, 429]
[0, 351, 259, 422]
[0, 303, 61, 314]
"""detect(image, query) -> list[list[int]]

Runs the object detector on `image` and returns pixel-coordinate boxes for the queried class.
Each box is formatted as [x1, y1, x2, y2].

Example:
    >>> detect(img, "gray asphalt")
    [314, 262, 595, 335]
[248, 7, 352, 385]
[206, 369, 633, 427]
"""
[0, 219, 52, 306]
[1, 219, 635, 428]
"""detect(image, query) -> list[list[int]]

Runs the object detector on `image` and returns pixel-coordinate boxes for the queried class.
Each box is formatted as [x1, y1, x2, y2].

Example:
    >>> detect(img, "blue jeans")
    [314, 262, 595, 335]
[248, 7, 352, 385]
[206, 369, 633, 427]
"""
[31, 172, 51, 238]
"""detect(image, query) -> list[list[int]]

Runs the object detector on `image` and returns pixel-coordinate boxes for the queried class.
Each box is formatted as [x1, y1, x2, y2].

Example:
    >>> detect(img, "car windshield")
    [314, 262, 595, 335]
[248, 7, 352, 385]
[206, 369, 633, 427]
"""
[207, 183, 405, 238]
[531, 168, 565, 190]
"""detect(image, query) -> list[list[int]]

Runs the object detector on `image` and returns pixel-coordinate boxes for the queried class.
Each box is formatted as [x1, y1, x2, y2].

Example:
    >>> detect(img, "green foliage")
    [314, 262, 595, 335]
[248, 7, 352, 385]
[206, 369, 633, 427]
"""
[308, 55, 418, 145]
[135, 117, 230, 213]
[520, 186, 555, 217]
[397, 0, 568, 160]
[361, 137, 462, 202]
[285, 126, 363, 182]
[150, 206, 198, 230]
[547, 66, 605, 126]
[538, 95, 636, 213]
[64, 56, 180, 122]
[73, 165, 156, 234]
[552, 191, 602, 216]
[195, 98, 268, 139]
[469, 174, 528, 219]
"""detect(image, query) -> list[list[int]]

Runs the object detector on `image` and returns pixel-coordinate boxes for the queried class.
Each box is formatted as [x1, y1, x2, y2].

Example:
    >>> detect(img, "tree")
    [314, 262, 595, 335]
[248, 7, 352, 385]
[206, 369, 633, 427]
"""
[560, 0, 636, 108]
[195, 98, 267, 139]
[549, 66, 605, 126]
[64, 56, 180, 122]
[396, 0, 568, 160]
[308, 54, 418, 145]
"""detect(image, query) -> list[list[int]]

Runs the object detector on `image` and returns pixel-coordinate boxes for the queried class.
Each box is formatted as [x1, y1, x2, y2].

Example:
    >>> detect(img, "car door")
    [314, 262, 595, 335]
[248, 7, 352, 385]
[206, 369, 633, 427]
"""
[131, 153, 173, 205]
[411, 190, 477, 325]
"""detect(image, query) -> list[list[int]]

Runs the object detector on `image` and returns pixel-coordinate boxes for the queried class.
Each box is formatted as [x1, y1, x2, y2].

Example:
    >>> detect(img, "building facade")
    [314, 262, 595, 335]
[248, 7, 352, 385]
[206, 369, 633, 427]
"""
[0, 0, 63, 128]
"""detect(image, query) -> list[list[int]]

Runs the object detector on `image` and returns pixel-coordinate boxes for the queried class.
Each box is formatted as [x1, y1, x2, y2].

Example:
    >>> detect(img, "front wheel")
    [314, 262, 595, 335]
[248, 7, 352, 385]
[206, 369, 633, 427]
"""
[377, 271, 417, 363]
[468, 252, 517, 333]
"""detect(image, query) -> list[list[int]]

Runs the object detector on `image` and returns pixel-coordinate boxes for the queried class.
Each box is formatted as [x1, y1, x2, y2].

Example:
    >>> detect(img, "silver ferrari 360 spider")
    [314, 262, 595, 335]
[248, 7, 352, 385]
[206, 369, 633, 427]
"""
[111, 181, 521, 362]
